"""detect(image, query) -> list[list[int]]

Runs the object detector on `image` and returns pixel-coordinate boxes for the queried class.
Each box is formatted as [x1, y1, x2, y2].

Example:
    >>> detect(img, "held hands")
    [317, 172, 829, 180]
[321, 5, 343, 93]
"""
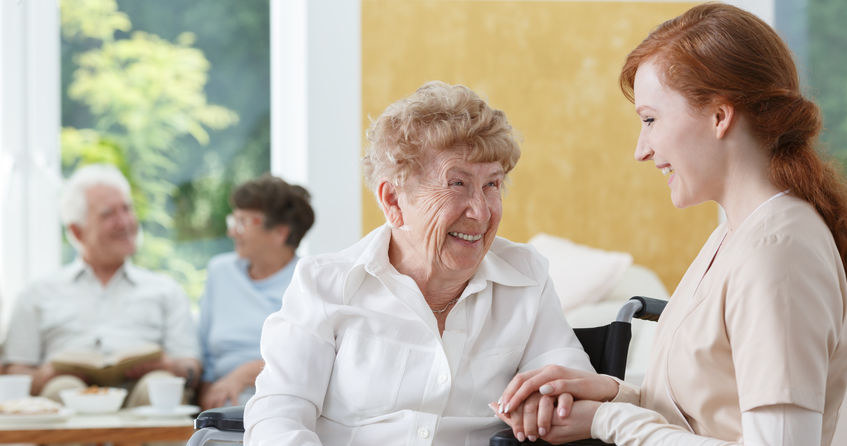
[492, 365, 619, 443]
[491, 397, 601, 444]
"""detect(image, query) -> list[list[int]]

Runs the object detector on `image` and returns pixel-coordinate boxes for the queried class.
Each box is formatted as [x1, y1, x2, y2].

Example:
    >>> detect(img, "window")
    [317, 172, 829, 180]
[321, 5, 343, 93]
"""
[60, 0, 271, 300]
[776, 0, 847, 172]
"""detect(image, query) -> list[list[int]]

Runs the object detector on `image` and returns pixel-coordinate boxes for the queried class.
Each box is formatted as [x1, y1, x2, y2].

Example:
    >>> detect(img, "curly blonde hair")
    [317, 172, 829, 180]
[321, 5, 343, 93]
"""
[363, 81, 520, 192]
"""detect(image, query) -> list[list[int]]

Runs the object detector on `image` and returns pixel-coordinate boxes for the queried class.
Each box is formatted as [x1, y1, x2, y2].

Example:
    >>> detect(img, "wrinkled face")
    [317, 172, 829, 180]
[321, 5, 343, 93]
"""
[227, 208, 278, 261]
[633, 60, 724, 208]
[396, 147, 504, 275]
[76, 184, 138, 266]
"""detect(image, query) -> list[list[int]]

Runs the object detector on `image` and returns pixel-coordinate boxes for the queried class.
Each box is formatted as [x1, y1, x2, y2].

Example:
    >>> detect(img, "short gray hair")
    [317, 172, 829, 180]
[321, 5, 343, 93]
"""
[61, 164, 132, 227]
[363, 81, 521, 192]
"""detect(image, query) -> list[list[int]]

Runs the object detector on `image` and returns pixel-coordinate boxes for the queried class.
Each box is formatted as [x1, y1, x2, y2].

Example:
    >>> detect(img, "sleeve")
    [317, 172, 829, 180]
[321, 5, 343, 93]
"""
[724, 236, 841, 412]
[161, 279, 201, 359]
[591, 402, 820, 446]
[591, 402, 739, 446]
[517, 276, 594, 373]
[609, 376, 641, 404]
[243, 261, 336, 446]
[197, 272, 214, 383]
[2, 287, 42, 365]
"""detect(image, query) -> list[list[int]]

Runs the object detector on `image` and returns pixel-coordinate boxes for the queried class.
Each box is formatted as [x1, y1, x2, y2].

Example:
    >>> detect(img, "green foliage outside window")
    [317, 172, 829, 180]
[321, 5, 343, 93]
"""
[60, 0, 270, 301]
[808, 0, 847, 168]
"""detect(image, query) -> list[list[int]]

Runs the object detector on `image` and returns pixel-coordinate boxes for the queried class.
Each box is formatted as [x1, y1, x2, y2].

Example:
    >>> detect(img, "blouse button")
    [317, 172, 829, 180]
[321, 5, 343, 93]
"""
[418, 427, 430, 439]
[437, 374, 448, 384]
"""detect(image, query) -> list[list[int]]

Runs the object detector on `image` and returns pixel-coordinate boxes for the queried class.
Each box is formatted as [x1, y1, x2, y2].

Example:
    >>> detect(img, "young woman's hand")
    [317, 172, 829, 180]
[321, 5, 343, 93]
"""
[498, 365, 618, 416]
[491, 397, 601, 444]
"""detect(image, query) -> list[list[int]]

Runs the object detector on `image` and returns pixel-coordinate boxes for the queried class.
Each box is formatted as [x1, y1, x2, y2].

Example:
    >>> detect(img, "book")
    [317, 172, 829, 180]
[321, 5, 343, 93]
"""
[50, 343, 163, 386]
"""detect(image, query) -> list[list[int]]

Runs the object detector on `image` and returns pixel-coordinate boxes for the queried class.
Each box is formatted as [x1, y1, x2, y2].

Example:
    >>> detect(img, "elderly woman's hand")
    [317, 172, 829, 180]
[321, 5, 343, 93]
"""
[492, 396, 601, 444]
[498, 365, 618, 416]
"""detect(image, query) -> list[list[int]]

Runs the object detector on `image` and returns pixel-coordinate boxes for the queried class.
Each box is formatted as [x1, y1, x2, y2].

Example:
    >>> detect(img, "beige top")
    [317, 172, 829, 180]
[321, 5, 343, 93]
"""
[638, 194, 847, 444]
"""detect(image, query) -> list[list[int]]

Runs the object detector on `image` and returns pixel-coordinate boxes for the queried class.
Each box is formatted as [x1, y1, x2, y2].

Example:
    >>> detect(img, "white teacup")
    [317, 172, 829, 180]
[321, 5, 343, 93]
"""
[0, 375, 32, 402]
[147, 376, 185, 411]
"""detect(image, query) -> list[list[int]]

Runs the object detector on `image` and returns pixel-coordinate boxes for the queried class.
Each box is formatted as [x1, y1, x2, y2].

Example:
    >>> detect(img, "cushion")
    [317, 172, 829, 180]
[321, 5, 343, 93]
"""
[528, 233, 632, 312]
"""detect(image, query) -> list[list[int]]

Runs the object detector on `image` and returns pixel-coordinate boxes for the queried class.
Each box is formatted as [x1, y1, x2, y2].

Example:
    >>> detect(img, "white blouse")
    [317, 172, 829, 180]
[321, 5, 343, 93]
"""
[243, 225, 593, 445]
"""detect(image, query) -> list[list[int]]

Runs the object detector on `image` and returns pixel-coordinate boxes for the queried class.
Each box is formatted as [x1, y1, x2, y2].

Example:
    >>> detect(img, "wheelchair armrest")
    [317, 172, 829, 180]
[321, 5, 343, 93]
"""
[194, 405, 245, 432]
[630, 296, 666, 322]
[490, 428, 612, 445]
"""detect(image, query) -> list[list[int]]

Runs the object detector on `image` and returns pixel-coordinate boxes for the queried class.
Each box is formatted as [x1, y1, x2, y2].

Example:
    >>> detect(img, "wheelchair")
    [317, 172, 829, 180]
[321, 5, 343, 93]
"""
[187, 296, 666, 446]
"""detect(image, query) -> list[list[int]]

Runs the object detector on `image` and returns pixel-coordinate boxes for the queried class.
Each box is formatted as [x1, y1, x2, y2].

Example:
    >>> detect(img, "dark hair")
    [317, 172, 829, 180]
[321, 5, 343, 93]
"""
[620, 2, 847, 272]
[231, 174, 315, 249]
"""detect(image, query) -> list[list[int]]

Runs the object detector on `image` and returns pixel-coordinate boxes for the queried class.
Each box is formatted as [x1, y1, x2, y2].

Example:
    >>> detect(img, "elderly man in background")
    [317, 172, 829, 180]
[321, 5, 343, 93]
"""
[2, 164, 201, 406]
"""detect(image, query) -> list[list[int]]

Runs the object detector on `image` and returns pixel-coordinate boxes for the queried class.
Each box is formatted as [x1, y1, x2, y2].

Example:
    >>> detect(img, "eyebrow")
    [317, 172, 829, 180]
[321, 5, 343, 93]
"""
[447, 166, 505, 179]
[635, 105, 655, 115]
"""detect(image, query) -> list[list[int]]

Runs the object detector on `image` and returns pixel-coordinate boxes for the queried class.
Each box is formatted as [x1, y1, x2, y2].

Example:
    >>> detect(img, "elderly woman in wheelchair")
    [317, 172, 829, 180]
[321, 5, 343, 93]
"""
[241, 81, 597, 444]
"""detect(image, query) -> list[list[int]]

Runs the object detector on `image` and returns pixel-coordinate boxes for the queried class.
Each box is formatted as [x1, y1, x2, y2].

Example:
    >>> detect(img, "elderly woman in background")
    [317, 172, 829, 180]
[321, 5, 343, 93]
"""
[243, 81, 593, 445]
[198, 175, 314, 410]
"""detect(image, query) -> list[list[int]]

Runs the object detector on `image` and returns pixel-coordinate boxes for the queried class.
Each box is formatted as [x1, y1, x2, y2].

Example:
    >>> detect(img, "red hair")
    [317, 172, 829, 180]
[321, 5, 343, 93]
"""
[620, 3, 847, 272]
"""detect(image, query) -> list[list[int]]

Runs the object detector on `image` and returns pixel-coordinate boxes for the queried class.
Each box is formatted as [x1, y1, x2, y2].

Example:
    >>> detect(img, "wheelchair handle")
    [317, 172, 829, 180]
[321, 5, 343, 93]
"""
[630, 296, 666, 322]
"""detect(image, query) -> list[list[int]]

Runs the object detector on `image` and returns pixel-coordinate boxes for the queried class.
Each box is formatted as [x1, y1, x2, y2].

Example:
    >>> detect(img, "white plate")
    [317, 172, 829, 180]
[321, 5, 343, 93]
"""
[0, 407, 74, 424]
[129, 404, 200, 418]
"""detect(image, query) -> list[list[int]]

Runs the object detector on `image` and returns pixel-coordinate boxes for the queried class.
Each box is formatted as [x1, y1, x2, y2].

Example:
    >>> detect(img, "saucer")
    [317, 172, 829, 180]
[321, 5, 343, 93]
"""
[0, 407, 74, 424]
[129, 404, 200, 418]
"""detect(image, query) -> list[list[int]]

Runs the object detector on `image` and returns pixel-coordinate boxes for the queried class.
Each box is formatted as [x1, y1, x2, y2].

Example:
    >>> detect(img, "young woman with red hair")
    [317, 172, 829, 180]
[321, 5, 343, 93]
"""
[495, 3, 847, 445]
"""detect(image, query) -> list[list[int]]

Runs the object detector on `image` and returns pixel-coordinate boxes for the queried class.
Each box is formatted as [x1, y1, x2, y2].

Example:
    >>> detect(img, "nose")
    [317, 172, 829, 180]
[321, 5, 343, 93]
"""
[116, 207, 137, 229]
[466, 188, 491, 221]
[634, 132, 653, 162]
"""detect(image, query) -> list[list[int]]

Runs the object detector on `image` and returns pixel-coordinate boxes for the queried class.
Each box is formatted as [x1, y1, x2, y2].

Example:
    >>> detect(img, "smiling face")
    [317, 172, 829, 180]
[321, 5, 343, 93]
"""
[74, 184, 138, 267]
[633, 60, 726, 208]
[389, 147, 504, 279]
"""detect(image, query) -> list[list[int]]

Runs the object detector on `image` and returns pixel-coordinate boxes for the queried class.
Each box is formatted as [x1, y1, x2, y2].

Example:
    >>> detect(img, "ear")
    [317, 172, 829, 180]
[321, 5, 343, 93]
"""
[377, 180, 404, 227]
[713, 101, 735, 139]
[274, 224, 291, 246]
[69, 223, 84, 244]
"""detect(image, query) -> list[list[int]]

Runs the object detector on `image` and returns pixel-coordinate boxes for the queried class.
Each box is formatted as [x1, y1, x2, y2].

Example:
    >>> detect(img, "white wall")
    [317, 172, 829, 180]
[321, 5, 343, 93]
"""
[271, 0, 362, 256]
[0, 0, 62, 336]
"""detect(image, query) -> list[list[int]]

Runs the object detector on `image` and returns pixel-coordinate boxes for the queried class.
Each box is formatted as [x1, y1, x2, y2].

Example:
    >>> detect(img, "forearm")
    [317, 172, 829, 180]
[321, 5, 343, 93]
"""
[591, 403, 738, 446]
[7, 363, 51, 395]
[591, 403, 819, 446]
[229, 360, 264, 387]
[168, 357, 202, 387]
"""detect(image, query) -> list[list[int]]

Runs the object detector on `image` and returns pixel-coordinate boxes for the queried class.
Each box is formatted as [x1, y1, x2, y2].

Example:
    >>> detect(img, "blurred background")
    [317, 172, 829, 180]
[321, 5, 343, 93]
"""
[1, 0, 843, 330]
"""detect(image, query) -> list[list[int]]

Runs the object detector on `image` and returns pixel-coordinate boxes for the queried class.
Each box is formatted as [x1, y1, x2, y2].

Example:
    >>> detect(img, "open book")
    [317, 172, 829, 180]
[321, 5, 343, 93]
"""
[50, 343, 163, 386]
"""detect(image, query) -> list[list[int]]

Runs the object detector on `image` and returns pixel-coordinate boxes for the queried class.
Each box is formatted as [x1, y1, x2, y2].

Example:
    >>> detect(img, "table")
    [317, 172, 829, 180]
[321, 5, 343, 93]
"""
[0, 410, 195, 445]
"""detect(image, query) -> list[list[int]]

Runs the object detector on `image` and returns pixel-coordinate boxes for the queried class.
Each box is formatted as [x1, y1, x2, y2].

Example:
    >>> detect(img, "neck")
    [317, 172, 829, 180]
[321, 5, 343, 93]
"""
[248, 247, 295, 280]
[83, 256, 125, 286]
[388, 228, 472, 309]
[718, 139, 781, 232]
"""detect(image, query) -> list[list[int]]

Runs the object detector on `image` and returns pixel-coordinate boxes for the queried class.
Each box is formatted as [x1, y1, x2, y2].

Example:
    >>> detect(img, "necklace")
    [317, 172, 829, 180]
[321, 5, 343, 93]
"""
[430, 295, 461, 314]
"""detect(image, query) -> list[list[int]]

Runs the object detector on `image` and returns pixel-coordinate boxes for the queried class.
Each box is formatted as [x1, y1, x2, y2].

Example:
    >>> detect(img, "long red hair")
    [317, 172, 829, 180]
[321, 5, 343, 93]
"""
[620, 3, 847, 272]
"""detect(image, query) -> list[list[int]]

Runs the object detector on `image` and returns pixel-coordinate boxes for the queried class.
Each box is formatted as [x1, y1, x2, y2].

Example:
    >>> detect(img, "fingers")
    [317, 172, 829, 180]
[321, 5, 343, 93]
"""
[537, 395, 555, 437]
[510, 401, 525, 442]
[498, 369, 538, 414]
[522, 394, 540, 441]
[557, 393, 574, 418]
[504, 366, 567, 414]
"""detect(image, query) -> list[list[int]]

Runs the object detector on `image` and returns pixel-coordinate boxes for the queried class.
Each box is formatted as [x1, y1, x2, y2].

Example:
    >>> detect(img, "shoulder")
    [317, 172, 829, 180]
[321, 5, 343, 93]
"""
[126, 264, 185, 296]
[207, 252, 240, 272]
[737, 196, 837, 272]
[487, 236, 550, 284]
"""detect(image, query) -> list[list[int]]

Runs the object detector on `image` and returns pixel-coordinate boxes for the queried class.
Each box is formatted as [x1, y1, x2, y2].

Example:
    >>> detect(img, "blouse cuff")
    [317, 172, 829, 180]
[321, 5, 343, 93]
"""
[608, 375, 640, 404]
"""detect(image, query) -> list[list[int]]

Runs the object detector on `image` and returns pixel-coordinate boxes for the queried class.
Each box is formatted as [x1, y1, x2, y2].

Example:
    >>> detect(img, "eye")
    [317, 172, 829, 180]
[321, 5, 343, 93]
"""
[448, 180, 464, 187]
[485, 180, 500, 189]
[642, 117, 654, 126]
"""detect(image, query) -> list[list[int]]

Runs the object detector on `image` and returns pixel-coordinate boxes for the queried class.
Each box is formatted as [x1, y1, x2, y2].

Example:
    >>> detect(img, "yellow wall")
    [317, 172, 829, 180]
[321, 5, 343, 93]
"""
[361, 0, 717, 291]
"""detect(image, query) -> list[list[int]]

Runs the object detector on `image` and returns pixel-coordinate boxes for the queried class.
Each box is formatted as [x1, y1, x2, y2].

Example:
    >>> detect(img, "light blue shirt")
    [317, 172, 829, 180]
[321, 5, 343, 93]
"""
[198, 252, 298, 383]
